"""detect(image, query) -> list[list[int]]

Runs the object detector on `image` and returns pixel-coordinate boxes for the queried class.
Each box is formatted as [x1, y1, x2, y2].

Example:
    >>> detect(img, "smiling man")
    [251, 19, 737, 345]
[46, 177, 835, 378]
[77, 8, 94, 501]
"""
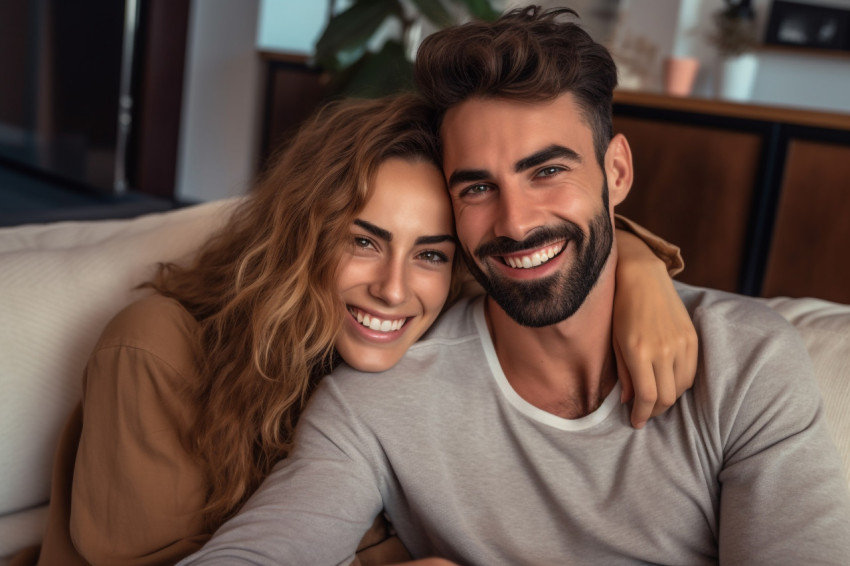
[439, 93, 633, 417]
[181, 6, 850, 565]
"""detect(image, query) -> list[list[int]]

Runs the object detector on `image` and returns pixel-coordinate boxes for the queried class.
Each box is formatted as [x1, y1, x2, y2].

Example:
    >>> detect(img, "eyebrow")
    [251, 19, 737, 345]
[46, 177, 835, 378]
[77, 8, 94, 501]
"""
[514, 144, 581, 172]
[447, 169, 490, 190]
[354, 219, 391, 242]
[447, 144, 582, 190]
[415, 234, 457, 246]
[354, 219, 456, 246]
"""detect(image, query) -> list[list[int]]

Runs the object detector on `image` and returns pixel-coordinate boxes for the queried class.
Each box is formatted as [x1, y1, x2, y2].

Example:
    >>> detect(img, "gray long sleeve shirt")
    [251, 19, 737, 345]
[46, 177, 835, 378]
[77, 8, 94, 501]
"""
[181, 283, 850, 565]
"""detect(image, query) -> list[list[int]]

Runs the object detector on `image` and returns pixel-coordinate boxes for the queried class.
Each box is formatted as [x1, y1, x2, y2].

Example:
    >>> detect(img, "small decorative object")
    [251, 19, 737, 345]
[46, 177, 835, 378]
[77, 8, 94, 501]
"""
[708, 0, 760, 101]
[662, 56, 699, 96]
[765, 1, 850, 53]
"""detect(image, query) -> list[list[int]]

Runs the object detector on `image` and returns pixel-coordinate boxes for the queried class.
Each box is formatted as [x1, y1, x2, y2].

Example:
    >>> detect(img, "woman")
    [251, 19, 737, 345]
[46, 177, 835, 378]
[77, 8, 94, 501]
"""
[19, 93, 692, 566]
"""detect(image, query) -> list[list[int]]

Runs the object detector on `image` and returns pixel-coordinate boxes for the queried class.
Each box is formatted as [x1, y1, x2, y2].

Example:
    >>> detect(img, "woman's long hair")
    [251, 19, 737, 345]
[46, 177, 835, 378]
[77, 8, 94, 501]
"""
[145, 93, 452, 529]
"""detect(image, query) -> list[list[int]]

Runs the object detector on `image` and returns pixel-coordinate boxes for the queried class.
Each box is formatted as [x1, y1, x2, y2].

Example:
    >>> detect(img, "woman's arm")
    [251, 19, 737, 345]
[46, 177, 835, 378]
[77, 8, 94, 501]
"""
[613, 223, 698, 429]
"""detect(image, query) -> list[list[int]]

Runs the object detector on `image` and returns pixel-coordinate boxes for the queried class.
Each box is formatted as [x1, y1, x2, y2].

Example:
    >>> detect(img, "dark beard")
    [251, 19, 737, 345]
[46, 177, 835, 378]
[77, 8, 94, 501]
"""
[465, 191, 613, 328]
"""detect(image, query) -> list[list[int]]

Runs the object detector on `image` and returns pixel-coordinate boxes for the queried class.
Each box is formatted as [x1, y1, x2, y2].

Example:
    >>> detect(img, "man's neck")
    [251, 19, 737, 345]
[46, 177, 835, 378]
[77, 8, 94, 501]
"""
[484, 256, 618, 419]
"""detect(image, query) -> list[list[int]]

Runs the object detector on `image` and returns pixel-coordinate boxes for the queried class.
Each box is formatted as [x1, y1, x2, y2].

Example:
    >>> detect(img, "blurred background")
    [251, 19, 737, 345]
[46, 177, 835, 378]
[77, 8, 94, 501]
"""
[1, 0, 849, 301]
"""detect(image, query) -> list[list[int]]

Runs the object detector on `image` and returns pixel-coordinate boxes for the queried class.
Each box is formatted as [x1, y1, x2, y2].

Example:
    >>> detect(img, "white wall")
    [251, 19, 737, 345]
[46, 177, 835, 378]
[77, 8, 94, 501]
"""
[176, 0, 262, 202]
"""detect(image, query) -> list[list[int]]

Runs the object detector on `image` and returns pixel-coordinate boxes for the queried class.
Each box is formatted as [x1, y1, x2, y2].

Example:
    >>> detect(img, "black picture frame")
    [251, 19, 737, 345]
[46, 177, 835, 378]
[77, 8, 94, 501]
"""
[765, 1, 850, 52]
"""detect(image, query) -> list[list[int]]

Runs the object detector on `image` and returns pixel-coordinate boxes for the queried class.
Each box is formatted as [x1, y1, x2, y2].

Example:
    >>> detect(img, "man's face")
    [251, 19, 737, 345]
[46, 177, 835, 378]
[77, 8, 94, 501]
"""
[441, 94, 624, 327]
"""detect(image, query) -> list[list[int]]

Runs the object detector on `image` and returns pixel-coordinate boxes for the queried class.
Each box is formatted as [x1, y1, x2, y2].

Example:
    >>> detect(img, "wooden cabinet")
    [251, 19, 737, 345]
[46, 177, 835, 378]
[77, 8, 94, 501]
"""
[614, 118, 763, 292]
[613, 91, 850, 303]
[762, 139, 850, 300]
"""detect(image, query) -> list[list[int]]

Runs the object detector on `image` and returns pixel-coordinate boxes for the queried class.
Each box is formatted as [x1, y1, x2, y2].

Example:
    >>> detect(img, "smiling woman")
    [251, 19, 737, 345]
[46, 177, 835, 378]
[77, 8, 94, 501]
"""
[336, 158, 456, 372]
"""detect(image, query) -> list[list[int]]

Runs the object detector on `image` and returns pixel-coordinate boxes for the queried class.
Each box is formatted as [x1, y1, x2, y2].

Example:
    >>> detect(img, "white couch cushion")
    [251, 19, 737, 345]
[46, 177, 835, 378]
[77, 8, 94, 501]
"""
[0, 200, 235, 537]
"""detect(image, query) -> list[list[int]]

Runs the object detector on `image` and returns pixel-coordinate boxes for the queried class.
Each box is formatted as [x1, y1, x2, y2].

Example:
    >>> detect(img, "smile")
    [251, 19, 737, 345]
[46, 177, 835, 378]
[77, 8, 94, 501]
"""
[501, 241, 565, 269]
[348, 307, 408, 333]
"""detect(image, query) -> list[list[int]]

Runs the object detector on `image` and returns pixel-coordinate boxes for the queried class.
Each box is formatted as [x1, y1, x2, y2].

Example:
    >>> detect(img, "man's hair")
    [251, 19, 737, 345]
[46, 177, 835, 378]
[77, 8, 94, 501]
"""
[414, 5, 618, 166]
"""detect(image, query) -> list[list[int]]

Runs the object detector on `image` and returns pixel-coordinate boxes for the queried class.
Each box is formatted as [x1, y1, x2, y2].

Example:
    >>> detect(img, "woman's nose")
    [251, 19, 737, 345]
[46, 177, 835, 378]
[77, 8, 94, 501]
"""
[368, 260, 408, 306]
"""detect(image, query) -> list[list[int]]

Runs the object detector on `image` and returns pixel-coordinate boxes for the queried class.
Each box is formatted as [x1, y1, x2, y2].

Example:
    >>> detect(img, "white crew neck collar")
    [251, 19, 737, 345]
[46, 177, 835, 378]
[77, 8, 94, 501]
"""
[472, 296, 621, 431]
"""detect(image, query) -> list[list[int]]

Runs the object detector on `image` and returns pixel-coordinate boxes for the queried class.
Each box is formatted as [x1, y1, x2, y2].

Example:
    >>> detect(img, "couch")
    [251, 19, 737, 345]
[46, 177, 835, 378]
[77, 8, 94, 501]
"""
[1, 199, 849, 561]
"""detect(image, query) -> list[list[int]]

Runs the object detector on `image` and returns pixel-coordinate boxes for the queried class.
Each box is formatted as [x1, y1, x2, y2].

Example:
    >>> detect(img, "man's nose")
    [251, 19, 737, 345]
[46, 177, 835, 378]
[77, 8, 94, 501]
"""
[368, 259, 408, 306]
[493, 182, 544, 241]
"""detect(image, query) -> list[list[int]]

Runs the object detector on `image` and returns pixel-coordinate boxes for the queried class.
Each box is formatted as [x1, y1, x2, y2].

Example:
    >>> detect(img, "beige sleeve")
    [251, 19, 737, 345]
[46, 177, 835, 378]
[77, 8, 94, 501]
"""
[614, 214, 684, 277]
[69, 320, 209, 565]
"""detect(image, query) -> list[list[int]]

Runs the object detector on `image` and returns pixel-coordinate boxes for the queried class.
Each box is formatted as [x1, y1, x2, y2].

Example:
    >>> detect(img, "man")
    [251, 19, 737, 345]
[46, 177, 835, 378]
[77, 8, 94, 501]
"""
[182, 6, 850, 564]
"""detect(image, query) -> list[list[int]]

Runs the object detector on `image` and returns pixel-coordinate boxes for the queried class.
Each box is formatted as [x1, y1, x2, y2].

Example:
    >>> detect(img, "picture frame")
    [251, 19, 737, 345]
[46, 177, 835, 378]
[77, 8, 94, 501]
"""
[765, 1, 850, 52]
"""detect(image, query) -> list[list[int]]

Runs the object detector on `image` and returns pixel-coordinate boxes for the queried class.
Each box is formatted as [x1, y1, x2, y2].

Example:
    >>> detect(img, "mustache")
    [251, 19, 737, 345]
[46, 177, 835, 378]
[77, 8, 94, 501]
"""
[474, 223, 584, 259]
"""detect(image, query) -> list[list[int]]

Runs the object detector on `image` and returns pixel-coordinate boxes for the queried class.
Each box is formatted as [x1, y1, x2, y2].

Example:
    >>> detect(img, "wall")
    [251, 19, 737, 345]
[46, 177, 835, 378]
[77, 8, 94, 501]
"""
[175, 0, 262, 202]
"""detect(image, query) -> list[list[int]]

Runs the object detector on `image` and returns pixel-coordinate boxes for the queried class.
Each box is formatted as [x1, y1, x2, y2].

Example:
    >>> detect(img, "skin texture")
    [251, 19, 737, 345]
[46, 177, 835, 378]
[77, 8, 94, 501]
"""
[335, 157, 457, 372]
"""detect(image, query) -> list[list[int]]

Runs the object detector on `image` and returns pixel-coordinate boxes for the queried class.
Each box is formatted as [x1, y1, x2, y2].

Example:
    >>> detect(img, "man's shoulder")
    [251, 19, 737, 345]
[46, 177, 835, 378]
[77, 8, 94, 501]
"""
[676, 282, 798, 342]
[676, 282, 814, 406]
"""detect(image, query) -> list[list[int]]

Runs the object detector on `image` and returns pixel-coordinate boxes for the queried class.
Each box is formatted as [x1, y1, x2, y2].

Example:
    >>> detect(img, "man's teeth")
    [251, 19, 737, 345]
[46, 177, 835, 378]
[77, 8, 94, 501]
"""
[351, 308, 406, 332]
[504, 243, 564, 269]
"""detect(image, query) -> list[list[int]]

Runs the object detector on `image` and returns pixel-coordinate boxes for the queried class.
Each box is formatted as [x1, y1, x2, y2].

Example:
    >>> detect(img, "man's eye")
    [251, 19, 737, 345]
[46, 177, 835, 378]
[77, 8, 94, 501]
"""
[461, 184, 490, 197]
[537, 166, 563, 177]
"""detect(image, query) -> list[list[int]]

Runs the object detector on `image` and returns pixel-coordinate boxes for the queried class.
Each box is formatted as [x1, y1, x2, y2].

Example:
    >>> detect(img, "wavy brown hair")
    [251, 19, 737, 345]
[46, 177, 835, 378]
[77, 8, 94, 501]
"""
[145, 93, 458, 529]
[414, 5, 618, 166]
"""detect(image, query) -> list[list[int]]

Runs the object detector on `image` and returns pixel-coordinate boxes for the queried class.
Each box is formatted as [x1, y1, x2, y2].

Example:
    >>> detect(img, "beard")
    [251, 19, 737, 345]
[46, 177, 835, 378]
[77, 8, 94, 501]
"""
[464, 187, 613, 328]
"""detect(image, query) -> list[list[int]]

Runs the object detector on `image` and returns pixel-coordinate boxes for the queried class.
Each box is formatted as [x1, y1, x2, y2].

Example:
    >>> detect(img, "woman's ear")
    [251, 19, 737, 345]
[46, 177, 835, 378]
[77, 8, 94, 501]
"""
[605, 133, 633, 207]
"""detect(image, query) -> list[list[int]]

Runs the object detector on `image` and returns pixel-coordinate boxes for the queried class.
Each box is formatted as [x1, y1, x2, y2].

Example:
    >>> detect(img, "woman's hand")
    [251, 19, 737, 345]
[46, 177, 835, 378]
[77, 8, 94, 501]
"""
[613, 230, 698, 429]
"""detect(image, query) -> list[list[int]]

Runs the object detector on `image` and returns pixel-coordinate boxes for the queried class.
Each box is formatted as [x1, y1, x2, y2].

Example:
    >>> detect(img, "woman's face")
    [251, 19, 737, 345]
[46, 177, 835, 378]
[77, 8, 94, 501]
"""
[336, 157, 456, 372]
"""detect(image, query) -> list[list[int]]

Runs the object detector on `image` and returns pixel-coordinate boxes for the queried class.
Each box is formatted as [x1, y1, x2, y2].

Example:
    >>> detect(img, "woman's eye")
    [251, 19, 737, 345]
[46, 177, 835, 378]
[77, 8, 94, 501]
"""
[418, 250, 449, 264]
[353, 237, 374, 250]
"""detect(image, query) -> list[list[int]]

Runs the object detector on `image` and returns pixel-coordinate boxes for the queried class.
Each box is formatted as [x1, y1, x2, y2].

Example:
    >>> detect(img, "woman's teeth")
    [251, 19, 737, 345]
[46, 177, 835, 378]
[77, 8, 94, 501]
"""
[504, 243, 564, 269]
[350, 308, 406, 332]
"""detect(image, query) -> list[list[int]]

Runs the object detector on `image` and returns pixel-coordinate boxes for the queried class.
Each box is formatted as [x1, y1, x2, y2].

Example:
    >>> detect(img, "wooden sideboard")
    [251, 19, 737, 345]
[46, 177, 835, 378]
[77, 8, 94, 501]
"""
[613, 90, 850, 303]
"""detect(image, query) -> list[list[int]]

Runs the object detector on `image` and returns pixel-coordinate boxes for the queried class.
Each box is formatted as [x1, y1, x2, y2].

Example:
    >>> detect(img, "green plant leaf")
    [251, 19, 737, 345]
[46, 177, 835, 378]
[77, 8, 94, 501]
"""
[453, 0, 499, 21]
[315, 0, 404, 70]
[408, 0, 453, 27]
[330, 40, 414, 98]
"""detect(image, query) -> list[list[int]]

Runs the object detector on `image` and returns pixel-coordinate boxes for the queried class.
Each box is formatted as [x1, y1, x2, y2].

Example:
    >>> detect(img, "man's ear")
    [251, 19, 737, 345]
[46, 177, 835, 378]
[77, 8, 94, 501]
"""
[604, 133, 633, 207]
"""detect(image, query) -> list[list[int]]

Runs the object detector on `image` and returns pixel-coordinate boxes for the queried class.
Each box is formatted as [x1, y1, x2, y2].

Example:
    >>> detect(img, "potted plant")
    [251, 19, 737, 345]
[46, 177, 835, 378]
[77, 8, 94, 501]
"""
[314, 0, 499, 99]
[708, 0, 760, 100]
